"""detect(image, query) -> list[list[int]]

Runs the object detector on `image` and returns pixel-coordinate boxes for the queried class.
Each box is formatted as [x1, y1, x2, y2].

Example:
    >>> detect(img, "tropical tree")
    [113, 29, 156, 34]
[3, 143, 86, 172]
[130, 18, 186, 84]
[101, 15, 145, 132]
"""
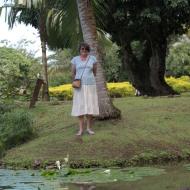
[19, 0, 121, 119]
[4, 0, 121, 118]
[6, 0, 83, 100]
[93, 0, 190, 96]
[0, 47, 41, 98]
[76, 0, 120, 119]
[7, 0, 53, 101]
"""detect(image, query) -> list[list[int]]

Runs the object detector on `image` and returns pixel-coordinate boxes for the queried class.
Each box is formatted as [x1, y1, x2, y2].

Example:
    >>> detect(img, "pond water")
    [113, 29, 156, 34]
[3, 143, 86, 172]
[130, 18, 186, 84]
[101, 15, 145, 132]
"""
[1, 165, 190, 190]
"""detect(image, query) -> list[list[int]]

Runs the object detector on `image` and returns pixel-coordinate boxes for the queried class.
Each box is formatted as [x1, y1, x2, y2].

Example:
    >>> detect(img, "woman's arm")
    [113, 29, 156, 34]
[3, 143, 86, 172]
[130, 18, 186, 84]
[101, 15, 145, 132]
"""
[93, 63, 97, 76]
[71, 64, 76, 80]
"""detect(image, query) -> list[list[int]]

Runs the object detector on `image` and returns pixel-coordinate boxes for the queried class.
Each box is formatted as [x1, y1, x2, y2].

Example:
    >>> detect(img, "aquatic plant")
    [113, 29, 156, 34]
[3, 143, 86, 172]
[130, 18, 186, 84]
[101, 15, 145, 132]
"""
[57, 167, 166, 184]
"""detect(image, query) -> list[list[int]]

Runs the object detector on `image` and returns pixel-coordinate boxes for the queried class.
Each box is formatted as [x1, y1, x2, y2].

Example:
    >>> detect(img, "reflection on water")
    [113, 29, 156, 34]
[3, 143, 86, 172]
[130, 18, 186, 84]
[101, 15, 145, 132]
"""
[1, 165, 190, 190]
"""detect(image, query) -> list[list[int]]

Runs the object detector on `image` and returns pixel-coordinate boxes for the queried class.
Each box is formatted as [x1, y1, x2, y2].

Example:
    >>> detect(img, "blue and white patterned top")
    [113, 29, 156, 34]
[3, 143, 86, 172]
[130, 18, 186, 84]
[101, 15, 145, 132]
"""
[71, 55, 97, 85]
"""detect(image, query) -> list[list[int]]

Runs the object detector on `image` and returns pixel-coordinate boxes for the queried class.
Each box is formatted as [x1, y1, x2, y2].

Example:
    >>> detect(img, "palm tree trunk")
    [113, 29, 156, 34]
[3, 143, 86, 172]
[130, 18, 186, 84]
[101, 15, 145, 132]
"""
[76, 0, 121, 119]
[39, 14, 50, 101]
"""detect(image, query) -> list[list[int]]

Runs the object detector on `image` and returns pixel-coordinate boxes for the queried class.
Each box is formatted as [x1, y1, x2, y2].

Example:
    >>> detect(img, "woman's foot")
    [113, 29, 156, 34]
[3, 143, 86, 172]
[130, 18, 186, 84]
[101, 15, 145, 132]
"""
[76, 130, 83, 136]
[86, 128, 95, 135]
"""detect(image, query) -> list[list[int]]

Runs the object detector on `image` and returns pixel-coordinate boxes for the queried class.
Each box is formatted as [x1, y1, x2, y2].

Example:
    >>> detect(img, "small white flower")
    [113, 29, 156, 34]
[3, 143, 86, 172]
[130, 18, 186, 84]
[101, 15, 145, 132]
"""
[55, 160, 61, 170]
[64, 154, 69, 163]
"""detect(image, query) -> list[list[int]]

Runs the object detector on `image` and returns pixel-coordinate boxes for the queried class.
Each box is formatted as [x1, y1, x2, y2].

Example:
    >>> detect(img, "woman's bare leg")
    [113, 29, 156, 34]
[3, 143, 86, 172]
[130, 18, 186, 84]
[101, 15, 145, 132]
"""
[77, 115, 84, 135]
[86, 115, 95, 135]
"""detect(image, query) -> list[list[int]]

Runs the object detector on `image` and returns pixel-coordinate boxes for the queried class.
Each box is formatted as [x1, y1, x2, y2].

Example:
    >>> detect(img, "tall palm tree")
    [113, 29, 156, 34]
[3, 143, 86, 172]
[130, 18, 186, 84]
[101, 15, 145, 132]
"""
[6, 0, 121, 118]
[8, 0, 50, 101]
[76, 0, 120, 119]
[22, 0, 121, 119]
[39, 9, 50, 101]
[5, 0, 81, 101]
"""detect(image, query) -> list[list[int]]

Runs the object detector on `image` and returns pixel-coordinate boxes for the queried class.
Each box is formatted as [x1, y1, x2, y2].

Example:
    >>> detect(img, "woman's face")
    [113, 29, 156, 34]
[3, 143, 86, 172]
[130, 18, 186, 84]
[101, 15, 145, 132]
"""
[80, 46, 89, 56]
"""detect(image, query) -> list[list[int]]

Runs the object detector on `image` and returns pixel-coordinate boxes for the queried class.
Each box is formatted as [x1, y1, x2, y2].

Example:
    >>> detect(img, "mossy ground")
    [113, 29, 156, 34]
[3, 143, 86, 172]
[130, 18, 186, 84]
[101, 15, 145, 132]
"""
[1, 93, 190, 168]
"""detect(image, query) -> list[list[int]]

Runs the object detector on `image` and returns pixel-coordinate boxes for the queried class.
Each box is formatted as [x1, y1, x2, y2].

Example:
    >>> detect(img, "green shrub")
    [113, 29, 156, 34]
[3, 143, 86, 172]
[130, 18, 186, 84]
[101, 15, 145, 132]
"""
[49, 76, 190, 100]
[0, 141, 5, 157]
[166, 76, 190, 93]
[166, 42, 190, 77]
[0, 103, 14, 114]
[102, 43, 123, 82]
[0, 47, 41, 98]
[49, 84, 73, 100]
[49, 72, 72, 87]
[0, 110, 34, 150]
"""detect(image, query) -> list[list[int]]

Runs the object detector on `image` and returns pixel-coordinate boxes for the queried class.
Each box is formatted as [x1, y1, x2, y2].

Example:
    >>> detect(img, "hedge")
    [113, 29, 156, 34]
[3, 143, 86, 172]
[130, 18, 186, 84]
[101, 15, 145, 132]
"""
[49, 76, 190, 100]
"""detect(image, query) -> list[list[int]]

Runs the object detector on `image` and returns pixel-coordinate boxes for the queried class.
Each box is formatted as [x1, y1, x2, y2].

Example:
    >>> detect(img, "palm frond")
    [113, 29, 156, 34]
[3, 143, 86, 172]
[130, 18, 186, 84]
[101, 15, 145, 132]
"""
[5, 0, 83, 50]
[45, 1, 82, 50]
[23, 0, 43, 9]
[92, 0, 112, 30]
[97, 29, 112, 46]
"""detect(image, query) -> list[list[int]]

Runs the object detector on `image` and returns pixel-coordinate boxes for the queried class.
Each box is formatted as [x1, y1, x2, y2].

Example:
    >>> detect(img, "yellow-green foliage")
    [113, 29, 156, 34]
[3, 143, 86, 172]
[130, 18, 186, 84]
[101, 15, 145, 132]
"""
[107, 82, 135, 97]
[49, 76, 190, 100]
[166, 76, 190, 93]
[49, 84, 73, 100]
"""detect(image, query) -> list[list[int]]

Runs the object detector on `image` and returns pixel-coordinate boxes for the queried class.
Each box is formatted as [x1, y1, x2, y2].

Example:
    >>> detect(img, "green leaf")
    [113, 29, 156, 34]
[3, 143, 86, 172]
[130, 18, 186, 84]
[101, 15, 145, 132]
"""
[55, 167, 165, 184]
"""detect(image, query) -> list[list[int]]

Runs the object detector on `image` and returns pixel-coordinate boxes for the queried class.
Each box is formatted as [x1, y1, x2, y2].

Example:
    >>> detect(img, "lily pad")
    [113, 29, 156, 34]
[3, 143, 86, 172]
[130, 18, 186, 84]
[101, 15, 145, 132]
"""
[57, 167, 165, 184]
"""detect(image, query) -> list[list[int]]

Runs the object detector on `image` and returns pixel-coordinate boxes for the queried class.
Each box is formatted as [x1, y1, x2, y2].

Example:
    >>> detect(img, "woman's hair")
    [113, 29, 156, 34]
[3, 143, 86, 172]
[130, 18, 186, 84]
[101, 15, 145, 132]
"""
[78, 42, 90, 52]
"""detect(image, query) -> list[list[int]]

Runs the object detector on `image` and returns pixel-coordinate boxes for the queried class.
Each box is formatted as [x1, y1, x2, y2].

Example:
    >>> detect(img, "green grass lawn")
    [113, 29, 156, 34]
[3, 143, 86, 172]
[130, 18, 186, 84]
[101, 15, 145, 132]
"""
[2, 93, 190, 168]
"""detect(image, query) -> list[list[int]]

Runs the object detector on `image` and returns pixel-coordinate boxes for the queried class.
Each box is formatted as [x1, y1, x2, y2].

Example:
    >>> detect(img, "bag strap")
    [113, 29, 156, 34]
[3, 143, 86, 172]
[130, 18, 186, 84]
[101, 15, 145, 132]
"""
[80, 55, 90, 79]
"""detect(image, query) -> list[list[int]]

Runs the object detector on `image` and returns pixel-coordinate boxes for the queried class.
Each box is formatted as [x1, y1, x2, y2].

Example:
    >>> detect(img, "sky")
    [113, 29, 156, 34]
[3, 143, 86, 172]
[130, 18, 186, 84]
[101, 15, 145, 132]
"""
[0, 0, 43, 57]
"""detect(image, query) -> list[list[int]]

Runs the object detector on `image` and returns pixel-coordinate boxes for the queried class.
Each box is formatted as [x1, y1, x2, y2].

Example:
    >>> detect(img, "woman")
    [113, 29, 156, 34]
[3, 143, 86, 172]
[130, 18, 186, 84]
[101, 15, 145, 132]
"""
[71, 42, 99, 136]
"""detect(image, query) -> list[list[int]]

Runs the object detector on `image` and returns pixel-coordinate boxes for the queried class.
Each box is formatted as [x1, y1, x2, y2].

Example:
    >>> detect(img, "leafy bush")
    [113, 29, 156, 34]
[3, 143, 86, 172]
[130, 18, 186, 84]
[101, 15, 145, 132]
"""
[48, 49, 74, 86]
[0, 110, 34, 150]
[49, 76, 190, 100]
[0, 102, 15, 114]
[49, 84, 73, 100]
[0, 141, 5, 157]
[166, 42, 190, 77]
[0, 47, 41, 98]
[49, 72, 72, 87]
[49, 82, 136, 100]
[102, 43, 123, 82]
[166, 76, 190, 93]
[107, 82, 135, 97]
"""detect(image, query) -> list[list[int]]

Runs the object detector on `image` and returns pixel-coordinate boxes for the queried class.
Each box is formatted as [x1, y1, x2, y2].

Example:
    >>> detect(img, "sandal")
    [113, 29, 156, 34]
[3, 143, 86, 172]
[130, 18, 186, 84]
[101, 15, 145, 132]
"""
[87, 128, 95, 135]
[76, 130, 83, 136]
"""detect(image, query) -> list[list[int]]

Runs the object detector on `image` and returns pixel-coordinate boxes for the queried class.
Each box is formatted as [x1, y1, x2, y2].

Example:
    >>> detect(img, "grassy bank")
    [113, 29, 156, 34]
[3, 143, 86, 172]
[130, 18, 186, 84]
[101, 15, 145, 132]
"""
[1, 93, 190, 168]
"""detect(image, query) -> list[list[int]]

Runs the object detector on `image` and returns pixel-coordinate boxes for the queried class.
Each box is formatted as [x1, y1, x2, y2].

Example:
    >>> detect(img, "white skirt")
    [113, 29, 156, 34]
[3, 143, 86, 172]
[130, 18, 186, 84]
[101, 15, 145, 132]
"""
[71, 85, 99, 116]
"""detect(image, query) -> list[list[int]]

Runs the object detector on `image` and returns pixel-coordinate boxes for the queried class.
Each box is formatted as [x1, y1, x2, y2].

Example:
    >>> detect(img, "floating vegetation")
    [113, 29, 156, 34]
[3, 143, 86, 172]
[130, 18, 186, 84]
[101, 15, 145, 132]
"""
[55, 167, 166, 184]
[40, 169, 59, 178]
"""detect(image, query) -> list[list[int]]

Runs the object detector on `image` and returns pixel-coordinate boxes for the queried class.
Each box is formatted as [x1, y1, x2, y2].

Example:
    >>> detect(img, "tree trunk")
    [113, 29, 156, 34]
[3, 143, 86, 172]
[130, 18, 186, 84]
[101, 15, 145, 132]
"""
[149, 42, 177, 95]
[123, 40, 178, 96]
[123, 42, 156, 96]
[29, 78, 44, 108]
[39, 14, 50, 101]
[76, 0, 121, 119]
